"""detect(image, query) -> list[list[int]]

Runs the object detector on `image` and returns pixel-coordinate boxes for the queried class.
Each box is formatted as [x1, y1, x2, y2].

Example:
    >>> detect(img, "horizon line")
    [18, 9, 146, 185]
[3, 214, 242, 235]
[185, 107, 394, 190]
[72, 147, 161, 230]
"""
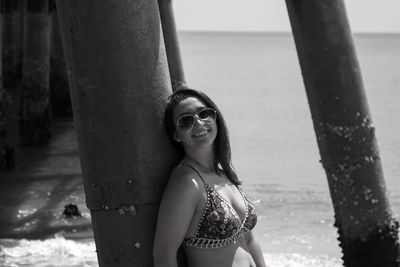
[177, 29, 400, 35]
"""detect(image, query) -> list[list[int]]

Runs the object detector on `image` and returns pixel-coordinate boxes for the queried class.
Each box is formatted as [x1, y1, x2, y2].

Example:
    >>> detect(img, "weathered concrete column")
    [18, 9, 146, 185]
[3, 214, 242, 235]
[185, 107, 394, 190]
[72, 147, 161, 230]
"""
[56, 0, 181, 266]
[1, 0, 20, 87]
[20, 0, 52, 145]
[19, 0, 27, 74]
[0, 93, 15, 171]
[49, 1, 71, 117]
[285, 1, 400, 266]
[0, 49, 7, 170]
[158, 0, 187, 91]
[0, 15, 15, 171]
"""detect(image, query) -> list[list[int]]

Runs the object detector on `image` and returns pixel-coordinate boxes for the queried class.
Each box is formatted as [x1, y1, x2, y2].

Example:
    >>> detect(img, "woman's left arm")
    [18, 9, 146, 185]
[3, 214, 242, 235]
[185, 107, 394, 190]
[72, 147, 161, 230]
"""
[244, 231, 268, 267]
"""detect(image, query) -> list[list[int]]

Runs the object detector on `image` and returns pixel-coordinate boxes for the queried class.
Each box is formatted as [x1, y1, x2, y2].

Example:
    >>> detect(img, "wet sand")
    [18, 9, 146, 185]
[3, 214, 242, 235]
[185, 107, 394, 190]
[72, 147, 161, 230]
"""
[0, 118, 94, 240]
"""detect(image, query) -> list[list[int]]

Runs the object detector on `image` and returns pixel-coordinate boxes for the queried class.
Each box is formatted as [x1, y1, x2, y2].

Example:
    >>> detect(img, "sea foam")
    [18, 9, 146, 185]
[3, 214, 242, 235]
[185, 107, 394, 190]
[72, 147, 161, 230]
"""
[0, 236, 342, 267]
[0, 235, 97, 267]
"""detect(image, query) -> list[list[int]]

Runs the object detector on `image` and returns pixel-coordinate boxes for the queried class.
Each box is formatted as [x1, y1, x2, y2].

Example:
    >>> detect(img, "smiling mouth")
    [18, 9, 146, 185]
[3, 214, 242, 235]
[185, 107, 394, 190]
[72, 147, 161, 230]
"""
[193, 129, 209, 137]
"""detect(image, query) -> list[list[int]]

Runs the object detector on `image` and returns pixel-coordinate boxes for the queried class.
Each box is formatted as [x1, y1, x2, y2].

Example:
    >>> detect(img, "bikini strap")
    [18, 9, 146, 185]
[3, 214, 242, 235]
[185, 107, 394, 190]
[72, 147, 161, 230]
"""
[183, 162, 209, 187]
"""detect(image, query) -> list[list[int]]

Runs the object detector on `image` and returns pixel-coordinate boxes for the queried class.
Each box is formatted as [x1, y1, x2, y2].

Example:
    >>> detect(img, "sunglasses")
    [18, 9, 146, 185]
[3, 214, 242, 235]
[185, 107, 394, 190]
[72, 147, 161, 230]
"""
[176, 108, 217, 130]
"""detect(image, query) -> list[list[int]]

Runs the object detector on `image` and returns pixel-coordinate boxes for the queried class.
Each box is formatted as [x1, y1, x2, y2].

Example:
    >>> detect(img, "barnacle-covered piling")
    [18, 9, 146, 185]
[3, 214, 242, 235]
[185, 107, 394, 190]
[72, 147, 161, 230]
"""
[285, 0, 400, 265]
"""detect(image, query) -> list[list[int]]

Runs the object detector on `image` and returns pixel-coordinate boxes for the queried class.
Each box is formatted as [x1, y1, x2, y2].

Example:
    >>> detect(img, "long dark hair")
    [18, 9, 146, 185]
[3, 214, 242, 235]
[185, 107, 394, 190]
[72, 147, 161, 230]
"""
[164, 89, 241, 185]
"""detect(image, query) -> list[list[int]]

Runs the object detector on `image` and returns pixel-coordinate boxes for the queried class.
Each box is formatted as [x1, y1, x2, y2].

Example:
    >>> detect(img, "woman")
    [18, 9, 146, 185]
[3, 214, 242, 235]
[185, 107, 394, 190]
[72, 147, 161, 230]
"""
[153, 89, 267, 267]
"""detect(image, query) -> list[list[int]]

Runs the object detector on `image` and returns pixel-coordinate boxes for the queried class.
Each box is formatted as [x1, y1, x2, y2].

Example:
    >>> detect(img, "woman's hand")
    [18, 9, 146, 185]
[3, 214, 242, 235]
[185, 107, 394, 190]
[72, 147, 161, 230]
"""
[244, 230, 268, 267]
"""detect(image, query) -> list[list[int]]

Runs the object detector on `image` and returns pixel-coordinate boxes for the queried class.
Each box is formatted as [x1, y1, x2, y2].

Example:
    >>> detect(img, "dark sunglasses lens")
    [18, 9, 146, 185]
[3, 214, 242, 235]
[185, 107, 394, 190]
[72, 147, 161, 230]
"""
[177, 115, 194, 130]
[199, 109, 216, 120]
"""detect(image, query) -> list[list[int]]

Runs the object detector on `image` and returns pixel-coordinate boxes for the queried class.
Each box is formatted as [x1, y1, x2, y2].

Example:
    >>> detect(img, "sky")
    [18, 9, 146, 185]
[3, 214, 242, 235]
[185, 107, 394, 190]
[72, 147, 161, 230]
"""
[174, 0, 400, 33]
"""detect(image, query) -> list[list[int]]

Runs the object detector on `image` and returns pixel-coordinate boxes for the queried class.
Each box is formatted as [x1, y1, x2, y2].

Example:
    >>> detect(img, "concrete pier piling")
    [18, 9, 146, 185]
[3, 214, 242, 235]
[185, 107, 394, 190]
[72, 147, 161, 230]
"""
[158, 0, 187, 91]
[56, 0, 180, 266]
[49, 1, 71, 117]
[20, 0, 52, 145]
[1, 0, 20, 87]
[285, 0, 400, 266]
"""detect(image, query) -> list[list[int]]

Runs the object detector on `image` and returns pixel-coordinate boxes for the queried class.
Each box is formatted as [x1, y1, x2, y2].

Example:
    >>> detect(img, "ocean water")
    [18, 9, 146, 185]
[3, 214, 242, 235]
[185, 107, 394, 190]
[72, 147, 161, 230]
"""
[178, 31, 400, 265]
[1, 32, 399, 266]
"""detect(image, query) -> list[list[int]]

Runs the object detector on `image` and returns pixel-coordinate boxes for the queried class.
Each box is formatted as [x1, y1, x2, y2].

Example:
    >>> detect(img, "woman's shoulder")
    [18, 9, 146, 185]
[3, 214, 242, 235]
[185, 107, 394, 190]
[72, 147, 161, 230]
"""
[167, 163, 202, 193]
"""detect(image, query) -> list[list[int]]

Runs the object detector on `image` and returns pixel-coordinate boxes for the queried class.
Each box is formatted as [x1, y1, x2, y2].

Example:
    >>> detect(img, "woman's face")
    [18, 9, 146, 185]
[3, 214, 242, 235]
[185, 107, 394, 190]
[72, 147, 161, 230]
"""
[172, 97, 218, 150]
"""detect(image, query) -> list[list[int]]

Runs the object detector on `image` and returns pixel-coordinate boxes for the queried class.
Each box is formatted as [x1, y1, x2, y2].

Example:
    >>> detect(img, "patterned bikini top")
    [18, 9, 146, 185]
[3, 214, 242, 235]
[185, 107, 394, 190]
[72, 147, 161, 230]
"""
[183, 164, 257, 249]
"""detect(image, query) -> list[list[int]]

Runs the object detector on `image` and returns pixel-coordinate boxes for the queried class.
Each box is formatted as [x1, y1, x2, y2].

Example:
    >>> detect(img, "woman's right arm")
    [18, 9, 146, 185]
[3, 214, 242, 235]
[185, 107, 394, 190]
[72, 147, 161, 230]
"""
[153, 167, 200, 267]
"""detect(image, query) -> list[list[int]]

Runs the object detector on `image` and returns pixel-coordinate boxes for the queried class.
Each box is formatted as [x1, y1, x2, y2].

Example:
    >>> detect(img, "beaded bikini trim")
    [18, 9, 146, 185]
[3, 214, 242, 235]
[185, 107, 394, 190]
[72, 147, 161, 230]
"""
[184, 229, 250, 249]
